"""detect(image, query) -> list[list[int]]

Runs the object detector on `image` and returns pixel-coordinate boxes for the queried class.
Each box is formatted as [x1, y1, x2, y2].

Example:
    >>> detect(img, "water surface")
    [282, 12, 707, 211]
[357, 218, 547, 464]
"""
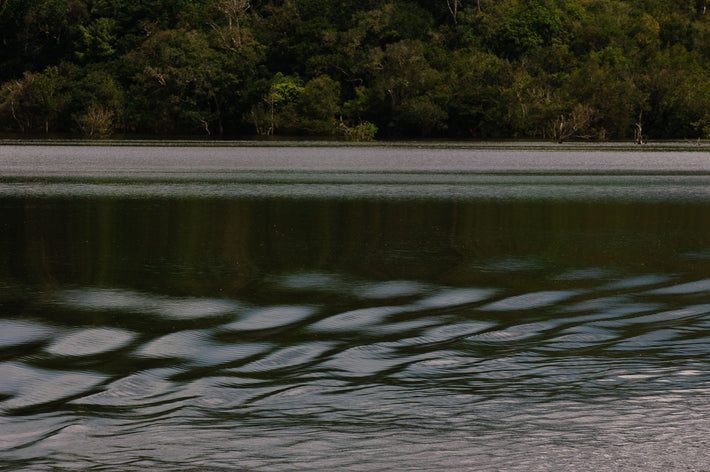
[1, 143, 710, 471]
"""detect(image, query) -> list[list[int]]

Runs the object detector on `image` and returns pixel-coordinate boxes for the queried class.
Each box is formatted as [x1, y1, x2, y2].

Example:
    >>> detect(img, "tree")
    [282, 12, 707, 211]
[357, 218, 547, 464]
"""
[364, 39, 446, 135]
[21, 0, 84, 52]
[69, 69, 125, 135]
[548, 104, 600, 142]
[0, 74, 35, 132]
[446, 0, 461, 24]
[76, 17, 118, 62]
[441, 51, 513, 137]
[210, 0, 250, 50]
[126, 29, 222, 134]
[492, 0, 565, 59]
[3, 0, 710, 139]
[0, 0, 86, 77]
[294, 74, 341, 134]
[644, 45, 710, 138]
[249, 73, 304, 135]
[564, 49, 647, 139]
[0, 64, 73, 133]
[74, 105, 114, 137]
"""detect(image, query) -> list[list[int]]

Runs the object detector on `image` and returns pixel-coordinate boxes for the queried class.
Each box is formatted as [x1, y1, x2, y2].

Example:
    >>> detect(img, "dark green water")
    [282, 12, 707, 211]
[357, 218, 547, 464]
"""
[1, 144, 710, 471]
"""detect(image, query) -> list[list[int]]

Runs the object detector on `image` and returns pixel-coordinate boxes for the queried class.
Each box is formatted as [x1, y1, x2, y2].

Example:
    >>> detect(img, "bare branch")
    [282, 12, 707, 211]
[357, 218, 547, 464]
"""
[445, 0, 460, 24]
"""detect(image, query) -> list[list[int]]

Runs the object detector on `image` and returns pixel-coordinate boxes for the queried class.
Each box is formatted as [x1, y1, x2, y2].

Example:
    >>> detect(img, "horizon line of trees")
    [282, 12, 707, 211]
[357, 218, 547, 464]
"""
[2, 0, 710, 141]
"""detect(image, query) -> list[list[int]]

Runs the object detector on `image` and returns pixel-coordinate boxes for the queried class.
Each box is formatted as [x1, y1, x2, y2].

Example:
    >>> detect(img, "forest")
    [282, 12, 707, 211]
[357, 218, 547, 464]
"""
[2, 0, 710, 140]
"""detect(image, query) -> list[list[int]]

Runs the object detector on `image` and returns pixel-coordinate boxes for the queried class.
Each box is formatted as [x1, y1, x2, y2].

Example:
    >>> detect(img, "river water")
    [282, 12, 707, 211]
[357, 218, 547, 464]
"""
[1, 142, 710, 471]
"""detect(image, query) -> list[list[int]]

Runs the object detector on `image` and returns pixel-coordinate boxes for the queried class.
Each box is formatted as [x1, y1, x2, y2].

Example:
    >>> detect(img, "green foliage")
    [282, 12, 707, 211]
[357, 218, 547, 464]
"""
[76, 17, 118, 62]
[494, 0, 565, 58]
[74, 105, 115, 138]
[294, 74, 342, 134]
[660, 13, 698, 49]
[126, 29, 223, 134]
[248, 73, 305, 135]
[339, 121, 378, 141]
[270, 73, 305, 108]
[70, 69, 124, 134]
[3, 0, 710, 139]
[0, 65, 74, 133]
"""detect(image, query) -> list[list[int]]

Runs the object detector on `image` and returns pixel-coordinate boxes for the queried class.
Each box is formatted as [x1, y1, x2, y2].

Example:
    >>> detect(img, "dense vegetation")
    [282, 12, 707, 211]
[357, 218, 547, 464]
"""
[2, 0, 710, 140]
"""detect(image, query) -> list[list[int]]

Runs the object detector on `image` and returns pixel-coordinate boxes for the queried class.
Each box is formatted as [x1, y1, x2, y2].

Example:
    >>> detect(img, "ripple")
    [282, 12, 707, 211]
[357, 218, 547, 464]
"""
[553, 267, 615, 281]
[0, 320, 54, 348]
[0, 362, 42, 394]
[540, 326, 617, 350]
[55, 288, 149, 312]
[230, 342, 333, 373]
[247, 384, 336, 409]
[566, 295, 639, 313]
[591, 304, 708, 329]
[150, 298, 241, 320]
[479, 257, 545, 273]
[0, 362, 106, 412]
[416, 288, 497, 309]
[71, 368, 179, 407]
[402, 353, 480, 376]
[481, 290, 577, 311]
[45, 328, 136, 357]
[309, 306, 405, 332]
[222, 305, 317, 331]
[137, 331, 270, 366]
[645, 278, 710, 295]
[619, 304, 710, 325]
[413, 320, 496, 344]
[609, 329, 681, 351]
[322, 345, 411, 377]
[42, 422, 93, 450]
[604, 274, 673, 290]
[54, 288, 241, 320]
[676, 369, 704, 376]
[0, 415, 65, 451]
[468, 321, 555, 342]
[353, 280, 428, 299]
[475, 357, 530, 380]
[272, 272, 347, 291]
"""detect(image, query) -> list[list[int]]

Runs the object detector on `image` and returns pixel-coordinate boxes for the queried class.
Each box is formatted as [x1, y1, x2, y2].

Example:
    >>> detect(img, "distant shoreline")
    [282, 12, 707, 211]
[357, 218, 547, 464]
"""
[2, 136, 710, 150]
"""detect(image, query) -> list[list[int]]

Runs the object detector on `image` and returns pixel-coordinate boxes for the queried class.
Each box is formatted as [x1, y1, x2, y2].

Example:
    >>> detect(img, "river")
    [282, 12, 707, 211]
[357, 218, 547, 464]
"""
[1, 142, 709, 471]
